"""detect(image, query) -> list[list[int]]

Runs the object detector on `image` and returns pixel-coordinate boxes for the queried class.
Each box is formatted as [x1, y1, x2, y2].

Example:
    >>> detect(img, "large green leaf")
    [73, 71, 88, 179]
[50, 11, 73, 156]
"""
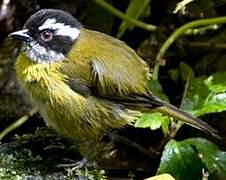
[117, 0, 151, 38]
[181, 72, 226, 116]
[157, 138, 226, 180]
[157, 139, 205, 180]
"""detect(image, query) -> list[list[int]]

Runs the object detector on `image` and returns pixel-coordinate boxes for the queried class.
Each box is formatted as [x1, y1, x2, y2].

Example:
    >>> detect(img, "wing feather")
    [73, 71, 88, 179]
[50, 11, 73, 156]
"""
[63, 28, 151, 97]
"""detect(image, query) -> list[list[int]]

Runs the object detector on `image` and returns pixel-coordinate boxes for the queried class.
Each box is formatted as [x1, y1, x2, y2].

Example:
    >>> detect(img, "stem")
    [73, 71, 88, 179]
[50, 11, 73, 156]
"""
[188, 42, 226, 50]
[156, 75, 191, 150]
[95, 0, 157, 32]
[169, 75, 191, 138]
[0, 108, 37, 140]
[153, 16, 226, 80]
[184, 24, 220, 36]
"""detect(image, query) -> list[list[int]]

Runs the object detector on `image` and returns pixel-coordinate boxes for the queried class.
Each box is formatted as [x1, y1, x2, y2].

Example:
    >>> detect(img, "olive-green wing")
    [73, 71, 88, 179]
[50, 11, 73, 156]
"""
[65, 28, 151, 96]
[61, 28, 162, 107]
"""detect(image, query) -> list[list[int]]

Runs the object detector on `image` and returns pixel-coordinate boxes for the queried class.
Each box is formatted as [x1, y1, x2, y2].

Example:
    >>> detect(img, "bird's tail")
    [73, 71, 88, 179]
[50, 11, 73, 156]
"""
[154, 103, 221, 139]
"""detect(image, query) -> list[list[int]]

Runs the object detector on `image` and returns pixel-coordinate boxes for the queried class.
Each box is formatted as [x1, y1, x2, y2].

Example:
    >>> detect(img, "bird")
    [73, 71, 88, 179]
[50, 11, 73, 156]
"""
[9, 9, 220, 157]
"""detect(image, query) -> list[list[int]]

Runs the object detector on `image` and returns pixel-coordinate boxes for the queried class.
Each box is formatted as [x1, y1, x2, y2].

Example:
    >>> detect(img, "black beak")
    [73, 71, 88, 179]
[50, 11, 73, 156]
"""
[9, 29, 31, 43]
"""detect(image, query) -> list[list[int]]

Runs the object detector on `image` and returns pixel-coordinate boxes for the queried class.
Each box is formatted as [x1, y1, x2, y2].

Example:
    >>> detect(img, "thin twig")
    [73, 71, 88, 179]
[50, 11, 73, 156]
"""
[184, 24, 220, 36]
[156, 75, 191, 150]
[0, 108, 37, 141]
[188, 42, 226, 50]
[169, 75, 191, 138]
[95, 0, 157, 32]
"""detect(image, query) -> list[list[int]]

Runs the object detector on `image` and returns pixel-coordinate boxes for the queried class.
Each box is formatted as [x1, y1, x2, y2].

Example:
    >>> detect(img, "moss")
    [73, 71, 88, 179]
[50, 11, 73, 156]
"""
[0, 128, 106, 179]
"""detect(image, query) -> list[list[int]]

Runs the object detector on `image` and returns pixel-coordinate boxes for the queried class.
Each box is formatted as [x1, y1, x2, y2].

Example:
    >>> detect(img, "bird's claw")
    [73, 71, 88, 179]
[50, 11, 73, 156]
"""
[56, 158, 88, 169]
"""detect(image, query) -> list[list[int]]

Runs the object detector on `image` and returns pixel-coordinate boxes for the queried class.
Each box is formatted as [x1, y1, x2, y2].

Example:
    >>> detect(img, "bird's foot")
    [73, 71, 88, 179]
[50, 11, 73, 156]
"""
[56, 158, 94, 169]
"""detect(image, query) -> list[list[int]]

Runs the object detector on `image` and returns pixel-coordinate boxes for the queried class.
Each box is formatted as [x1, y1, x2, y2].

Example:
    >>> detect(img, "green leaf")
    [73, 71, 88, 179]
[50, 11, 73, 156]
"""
[117, 0, 151, 38]
[169, 62, 194, 82]
[181, 72, 226, 116]
[160, 116, 170, 135]
[179, 62, 194, 81]
[148, 79, 169, 102]
[157, 139, 205, 180]
[157, 138, 226, 179]
[185, 138, 226, 178]
[135, 113, 170, 130]
[168, 69, 179, 82]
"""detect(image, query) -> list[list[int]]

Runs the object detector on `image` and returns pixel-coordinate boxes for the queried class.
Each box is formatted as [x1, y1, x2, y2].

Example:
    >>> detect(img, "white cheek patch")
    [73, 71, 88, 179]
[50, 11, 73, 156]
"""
[39, 18, 80, 40]
[25, 41, 65, 63]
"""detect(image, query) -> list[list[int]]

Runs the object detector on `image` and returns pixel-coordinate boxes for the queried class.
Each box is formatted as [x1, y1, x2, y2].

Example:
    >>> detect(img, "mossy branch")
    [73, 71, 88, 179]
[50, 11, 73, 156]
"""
[95, 0, 157, 32]
[0, 108, 37, 141]
[153, 16, 226, 80]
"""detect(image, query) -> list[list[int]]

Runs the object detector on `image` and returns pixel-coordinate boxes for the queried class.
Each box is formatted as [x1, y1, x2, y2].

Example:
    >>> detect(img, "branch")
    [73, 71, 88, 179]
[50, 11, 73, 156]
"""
[0, 108, 37, 141]
[95, 0, 157, 32]
[188, 42, 226, 50]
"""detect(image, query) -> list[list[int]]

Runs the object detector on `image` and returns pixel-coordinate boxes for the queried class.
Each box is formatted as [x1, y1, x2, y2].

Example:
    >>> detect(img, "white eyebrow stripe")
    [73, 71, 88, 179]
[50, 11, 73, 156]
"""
[39, 18, 80, 40]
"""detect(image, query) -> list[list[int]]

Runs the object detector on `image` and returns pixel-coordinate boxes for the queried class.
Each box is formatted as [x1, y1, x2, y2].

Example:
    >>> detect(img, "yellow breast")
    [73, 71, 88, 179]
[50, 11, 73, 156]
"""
[15, 53, 89, 140]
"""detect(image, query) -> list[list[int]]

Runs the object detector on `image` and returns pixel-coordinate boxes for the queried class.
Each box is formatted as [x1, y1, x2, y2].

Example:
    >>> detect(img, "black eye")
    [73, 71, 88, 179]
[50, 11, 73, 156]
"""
[40, 29, 53, 41]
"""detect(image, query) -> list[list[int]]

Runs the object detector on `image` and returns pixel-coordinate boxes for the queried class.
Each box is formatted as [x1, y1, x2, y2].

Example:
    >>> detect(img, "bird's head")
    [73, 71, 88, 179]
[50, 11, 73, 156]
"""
[9, 9, 82, 63]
